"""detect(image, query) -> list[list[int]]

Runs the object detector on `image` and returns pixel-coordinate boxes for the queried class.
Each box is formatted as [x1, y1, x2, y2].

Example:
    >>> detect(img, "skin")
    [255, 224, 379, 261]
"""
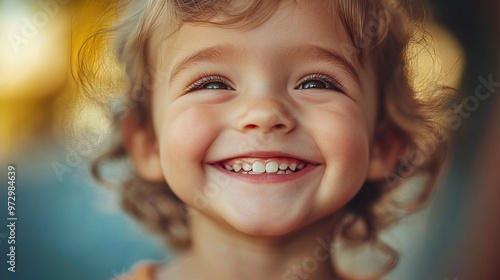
[124, 1, 402, 279]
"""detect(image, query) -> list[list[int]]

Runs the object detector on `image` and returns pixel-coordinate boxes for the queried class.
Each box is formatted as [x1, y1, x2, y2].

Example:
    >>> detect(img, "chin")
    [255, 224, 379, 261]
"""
[230, 220, 302, 236]
[221, 204, 311, 236]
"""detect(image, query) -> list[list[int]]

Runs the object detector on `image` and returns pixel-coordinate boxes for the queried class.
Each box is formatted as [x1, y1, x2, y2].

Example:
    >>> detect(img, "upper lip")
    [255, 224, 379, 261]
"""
[208, 151, 322, 165]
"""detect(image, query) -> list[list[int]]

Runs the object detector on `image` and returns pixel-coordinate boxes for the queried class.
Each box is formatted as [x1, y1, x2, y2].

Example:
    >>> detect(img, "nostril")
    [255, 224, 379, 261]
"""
[244, 123, 287, 132]
[245, 124, 259, 129]
[273, 124, 286, 130]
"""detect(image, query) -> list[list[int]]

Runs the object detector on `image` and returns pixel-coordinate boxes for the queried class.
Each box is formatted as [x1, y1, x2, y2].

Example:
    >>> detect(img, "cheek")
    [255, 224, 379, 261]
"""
[319, 116, 370, 181]
[309, 103, 371, 163]
[156, 105, 220, 197]
[308, 105, 371, 208]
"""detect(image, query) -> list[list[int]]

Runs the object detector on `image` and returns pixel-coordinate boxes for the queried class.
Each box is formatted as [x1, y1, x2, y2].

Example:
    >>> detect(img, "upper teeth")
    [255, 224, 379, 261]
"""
[265, 161, 279, 173]
[223, 159, 306, 174]
[242, 163, 252, 171]
[279, 163, 288, 170]
[252, 161, 265, 174]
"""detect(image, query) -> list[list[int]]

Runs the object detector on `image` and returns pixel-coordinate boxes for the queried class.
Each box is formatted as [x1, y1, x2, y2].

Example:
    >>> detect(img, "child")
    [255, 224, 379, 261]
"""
[85, 0, 455, 279]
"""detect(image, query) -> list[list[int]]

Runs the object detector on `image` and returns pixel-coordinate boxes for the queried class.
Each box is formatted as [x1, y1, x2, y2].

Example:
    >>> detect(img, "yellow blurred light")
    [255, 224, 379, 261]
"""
[0, 0, 70, 99]
[406, 24, 465, 94]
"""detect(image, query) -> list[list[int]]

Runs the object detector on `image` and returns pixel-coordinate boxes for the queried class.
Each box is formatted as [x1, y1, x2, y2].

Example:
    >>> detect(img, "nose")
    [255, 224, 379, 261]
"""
[234, 97, 296, 134]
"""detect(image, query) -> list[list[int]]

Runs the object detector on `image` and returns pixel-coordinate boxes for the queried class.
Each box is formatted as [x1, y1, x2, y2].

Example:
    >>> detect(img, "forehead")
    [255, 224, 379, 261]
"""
[149, 0, 358, 67]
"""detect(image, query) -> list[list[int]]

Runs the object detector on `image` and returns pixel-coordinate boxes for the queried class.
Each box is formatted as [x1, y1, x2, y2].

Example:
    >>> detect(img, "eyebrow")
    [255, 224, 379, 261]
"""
[169, 43, 360, 84]
[292, 44, 360, 85]
[170, 44, 239, 81]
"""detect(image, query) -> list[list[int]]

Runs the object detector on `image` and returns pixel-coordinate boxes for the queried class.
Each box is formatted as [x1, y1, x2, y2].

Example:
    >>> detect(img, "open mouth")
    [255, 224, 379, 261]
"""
[218, 158, 308, 175]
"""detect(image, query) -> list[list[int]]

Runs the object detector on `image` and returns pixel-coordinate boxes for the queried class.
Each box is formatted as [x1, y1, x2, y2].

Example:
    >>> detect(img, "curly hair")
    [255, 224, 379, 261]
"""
[81, 0, 457, 277]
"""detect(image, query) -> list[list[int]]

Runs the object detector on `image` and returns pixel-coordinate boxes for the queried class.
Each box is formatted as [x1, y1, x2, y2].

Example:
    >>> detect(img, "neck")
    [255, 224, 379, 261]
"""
[175, 210, 340, 280]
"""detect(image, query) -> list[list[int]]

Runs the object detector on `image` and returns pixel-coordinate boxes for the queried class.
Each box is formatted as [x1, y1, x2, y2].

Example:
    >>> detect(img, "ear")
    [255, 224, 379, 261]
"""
[366, 121, 406, 181]
[121, 111, 164, 183]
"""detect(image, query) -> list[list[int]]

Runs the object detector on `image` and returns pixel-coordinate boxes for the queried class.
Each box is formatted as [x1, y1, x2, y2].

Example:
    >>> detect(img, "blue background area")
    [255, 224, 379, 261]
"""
[0, 147, 169, 280]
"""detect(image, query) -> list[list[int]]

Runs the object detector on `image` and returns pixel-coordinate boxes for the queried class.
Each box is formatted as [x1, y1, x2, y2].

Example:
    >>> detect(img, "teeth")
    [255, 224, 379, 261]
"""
[242, 163, 252, 171]
[252, 161, 266, 174]
[232, 164, 242, 172]
[279, 163, 288, 170]
[265, 161, 279, 173]
[222, 159, 308, 175]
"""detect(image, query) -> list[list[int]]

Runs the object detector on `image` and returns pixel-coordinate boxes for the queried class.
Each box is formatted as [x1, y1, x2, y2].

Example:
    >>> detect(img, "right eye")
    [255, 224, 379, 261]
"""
[186, 76, 234, 92]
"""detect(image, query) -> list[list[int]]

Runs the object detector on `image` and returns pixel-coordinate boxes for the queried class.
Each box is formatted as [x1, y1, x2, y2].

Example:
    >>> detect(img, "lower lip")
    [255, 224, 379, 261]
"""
[212, 164, 317, 184]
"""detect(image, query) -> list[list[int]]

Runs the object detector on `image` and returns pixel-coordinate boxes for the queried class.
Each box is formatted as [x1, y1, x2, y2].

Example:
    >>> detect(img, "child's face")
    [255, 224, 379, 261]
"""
[136, 1, 387, 235]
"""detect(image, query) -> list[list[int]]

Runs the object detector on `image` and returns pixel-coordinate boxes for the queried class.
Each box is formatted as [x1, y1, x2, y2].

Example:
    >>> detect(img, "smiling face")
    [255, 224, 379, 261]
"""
[127, 0, 390, 236]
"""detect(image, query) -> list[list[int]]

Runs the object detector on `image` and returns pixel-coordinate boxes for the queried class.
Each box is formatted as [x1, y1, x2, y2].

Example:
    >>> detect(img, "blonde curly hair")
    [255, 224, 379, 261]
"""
[81, 0, 457, 276]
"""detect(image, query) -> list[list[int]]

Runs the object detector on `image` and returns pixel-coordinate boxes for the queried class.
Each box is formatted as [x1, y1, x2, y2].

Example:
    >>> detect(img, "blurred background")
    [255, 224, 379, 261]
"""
[0, 0, 498, 279]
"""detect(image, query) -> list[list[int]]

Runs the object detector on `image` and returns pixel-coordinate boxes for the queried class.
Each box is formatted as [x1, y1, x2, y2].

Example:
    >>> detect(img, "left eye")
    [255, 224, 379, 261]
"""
[296, 74, 344, 93]
[186, 75, 233, 92]
[298, 80, 330, 89]
[203, 81, 230, 90]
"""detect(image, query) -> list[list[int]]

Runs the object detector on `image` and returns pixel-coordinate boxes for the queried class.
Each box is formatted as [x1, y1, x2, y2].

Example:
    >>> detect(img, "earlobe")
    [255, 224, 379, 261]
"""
[366, 122, 406, 181]
[121, 112, 164, 183]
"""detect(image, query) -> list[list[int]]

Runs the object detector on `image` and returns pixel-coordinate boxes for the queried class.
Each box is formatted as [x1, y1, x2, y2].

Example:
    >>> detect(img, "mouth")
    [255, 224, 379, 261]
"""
[217, 157, 309, 175]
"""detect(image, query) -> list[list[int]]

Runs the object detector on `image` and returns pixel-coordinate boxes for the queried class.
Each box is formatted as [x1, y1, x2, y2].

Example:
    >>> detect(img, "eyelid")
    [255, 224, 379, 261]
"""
[185, 75, 234, 93]
[296, 73, 346, 94]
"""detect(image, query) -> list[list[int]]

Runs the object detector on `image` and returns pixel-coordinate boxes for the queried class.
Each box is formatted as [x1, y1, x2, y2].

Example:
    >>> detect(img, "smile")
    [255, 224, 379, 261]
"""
[220, 158, 308, 175]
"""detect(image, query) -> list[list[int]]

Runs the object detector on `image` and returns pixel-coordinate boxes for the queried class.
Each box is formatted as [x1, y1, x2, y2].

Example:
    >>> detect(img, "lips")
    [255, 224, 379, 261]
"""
[216, 157, 310, 175]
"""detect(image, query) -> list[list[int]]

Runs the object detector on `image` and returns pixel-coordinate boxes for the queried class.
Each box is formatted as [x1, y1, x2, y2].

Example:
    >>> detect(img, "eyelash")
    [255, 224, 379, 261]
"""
[185, 73, 346, 94]
[295, 73, 346, 94]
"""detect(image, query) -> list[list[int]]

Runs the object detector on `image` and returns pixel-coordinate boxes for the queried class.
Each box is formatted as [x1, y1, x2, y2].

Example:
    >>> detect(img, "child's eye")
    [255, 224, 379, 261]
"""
[204, 81, 230, 90]
[186, 76, 233, 92]
[295, 74, 345, 93]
